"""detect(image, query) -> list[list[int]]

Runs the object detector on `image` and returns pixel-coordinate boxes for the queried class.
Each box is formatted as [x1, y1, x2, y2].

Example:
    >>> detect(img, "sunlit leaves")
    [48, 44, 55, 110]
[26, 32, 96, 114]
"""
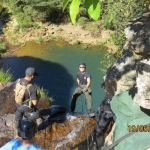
[63, 0, 70, 11]
[69, 0, 80, 24]
[0, 5, 2, 13]
[85, 0, 100, 21]
[63, 0, 101, 24]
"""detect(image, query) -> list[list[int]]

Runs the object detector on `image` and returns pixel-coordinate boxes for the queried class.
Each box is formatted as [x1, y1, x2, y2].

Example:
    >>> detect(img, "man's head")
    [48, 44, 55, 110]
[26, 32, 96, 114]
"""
[18, 119, 37, 140]
[25, 67, 38, 80]
[79, 62, 86, 73]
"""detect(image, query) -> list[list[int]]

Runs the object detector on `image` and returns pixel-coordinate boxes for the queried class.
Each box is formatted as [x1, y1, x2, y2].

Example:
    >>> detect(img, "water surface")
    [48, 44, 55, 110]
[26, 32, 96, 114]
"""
[1, 41, 106, 112]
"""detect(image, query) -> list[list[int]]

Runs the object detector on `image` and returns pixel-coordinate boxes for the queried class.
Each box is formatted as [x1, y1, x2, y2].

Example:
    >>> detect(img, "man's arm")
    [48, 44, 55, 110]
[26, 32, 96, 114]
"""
[32, 100, 38, 106]
[30, 86, 39, 106]
[86, 77, 91, 89]
[77, 78, 80, 85]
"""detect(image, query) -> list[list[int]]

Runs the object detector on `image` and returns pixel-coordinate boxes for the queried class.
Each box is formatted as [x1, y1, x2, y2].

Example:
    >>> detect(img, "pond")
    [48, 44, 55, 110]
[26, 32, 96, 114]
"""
[0, 41, 107, 112]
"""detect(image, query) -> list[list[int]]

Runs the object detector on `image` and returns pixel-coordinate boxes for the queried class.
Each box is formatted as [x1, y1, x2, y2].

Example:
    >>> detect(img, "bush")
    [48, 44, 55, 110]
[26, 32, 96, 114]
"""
[34, 84, 54, 102]
[0, 39, 6, 53]
[102, 0, 144, 52]
[77, 17, 89, 26]
[0, 69, 13, 82]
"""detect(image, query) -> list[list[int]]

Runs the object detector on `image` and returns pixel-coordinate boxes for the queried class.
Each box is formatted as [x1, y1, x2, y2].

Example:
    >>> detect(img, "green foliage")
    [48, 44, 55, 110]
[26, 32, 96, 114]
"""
[100, 53, 116, 73]
[63, 0, 101, 24]
[34, 84, 54, 102]
[0, 39, 6, 53]
[70, 0, 80, 24]
[77, 17, 89, 26]
[74, 40, 82, 45]
[85, 0, 101, 21]
[101, 0, 144, 52]
[0, 5, 3, 13]
[35, 36, 44, 43]
[0, 69, 13, 82]
[2, 0, 66, 31]
[57, 28, 64, 31]
[55, 35, 63, 40]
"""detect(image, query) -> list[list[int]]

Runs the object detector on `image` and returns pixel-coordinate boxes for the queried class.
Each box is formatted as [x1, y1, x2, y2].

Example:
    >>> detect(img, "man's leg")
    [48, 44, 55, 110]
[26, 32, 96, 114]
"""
[84, 87, 92, 111]
[70, 87, 83, 112]
[15, 104, 32, 129]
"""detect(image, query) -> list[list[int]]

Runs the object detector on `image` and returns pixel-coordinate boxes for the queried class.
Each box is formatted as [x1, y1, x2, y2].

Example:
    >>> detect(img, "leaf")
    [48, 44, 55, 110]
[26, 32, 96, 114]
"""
[0, 5, 2, 13]
[85, 0, 100, 21]
[69, 0, 81, 24]
[63, 0, 70, 11]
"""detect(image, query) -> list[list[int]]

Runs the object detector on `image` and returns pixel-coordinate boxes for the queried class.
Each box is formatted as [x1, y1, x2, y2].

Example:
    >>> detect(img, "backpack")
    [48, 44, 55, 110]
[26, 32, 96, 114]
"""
[15, 79, 32, 107]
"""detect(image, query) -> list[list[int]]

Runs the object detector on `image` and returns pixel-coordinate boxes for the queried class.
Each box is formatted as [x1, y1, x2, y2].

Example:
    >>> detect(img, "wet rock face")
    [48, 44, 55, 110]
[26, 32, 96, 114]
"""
[104, 12, 150, 108]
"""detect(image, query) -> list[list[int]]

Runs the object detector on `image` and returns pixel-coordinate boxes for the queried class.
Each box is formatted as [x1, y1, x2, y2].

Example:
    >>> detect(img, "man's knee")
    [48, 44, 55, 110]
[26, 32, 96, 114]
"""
[74, 87, 83, 94]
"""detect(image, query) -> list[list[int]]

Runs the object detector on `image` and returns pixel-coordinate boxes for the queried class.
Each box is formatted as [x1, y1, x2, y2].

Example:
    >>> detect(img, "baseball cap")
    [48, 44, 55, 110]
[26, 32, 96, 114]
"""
[25, 67, 39, 77]
[79, 62, 86, 67]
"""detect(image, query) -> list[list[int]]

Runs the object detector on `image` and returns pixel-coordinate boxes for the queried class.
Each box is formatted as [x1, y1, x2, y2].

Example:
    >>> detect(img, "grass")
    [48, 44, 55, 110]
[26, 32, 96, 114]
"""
[34, 84, 54, 103]
[35, 36, 44, 43]
[0, 69, 13, 82]
[73, 40, 82, 45]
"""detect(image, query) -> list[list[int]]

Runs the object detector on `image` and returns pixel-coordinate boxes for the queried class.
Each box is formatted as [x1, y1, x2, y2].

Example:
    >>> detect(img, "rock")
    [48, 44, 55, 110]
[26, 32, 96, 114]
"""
[34, 115, 96, 150]
[0, 82, 96, 149]
[104, 12, 150, 96]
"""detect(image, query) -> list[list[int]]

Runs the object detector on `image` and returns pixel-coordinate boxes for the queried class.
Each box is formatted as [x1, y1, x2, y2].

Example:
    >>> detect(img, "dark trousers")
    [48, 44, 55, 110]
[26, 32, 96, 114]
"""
[15, 103, 33, 122]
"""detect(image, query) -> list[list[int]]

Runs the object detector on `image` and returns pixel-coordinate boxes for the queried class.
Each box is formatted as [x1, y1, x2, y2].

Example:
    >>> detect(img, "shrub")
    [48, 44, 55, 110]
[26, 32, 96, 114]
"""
[34, 84, 54, 103]
[101, 0, 144, 52]
[0, 69, 13, 82]
[0, 39, 6, 53]
[77, 17, 89, 26]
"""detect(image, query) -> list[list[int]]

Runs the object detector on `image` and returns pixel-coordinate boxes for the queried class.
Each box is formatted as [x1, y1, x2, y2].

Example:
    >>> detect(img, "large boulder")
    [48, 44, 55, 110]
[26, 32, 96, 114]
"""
[104, 11, 150, 150]
[104, 12, 150, 103]
[0, 83, 96, 150]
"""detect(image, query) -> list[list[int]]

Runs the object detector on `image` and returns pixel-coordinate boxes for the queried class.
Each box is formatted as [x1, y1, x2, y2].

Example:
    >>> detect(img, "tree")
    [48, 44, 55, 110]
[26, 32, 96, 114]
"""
[63, 0, 101, 24]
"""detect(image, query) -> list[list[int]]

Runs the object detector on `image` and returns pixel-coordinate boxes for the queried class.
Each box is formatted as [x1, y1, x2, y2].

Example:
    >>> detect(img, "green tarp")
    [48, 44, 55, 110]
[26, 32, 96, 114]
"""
[111, 88, 150, 150]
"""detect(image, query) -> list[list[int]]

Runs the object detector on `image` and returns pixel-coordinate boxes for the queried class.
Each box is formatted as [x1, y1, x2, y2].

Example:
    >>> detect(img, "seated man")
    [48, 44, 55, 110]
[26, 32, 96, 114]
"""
[0, 119, 41, 150]
[70, 62, 93, 113]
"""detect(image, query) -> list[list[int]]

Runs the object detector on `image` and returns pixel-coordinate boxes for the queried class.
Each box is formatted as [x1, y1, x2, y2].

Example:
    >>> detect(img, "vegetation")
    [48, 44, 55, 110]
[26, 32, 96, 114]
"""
[101, 0, 144, 52]
[0, 0, 146, 71]
[0, 39, 6, 54]
[1, 0, 68, 31]
[34, 84, 54, 103]
[0, 69, 13, 82]
[63, 0, 100, 24]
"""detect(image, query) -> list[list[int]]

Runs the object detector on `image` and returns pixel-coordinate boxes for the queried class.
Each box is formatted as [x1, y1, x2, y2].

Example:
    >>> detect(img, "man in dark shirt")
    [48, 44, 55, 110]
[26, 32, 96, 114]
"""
[70, 62, 93, 113]
[14, 67, 39, 129]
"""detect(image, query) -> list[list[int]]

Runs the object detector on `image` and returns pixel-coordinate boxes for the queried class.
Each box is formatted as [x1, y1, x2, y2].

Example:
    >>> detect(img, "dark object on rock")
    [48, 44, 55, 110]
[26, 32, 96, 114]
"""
[38, 105, 68, 131]
[94, 93, 114, 149]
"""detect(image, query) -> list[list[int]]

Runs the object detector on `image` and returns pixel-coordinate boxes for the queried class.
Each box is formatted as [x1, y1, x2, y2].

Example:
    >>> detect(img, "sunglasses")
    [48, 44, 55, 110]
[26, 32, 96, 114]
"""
[79, 67, 85, 68]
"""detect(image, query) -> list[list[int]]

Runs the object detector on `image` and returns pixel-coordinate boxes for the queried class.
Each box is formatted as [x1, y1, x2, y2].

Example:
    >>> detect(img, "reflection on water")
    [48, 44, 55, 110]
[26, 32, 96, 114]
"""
[0, 41, 106, 112]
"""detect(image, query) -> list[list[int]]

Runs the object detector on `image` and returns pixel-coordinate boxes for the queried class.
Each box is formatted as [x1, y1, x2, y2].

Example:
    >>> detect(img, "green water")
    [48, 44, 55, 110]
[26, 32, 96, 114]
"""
[1, 41, 106, 112]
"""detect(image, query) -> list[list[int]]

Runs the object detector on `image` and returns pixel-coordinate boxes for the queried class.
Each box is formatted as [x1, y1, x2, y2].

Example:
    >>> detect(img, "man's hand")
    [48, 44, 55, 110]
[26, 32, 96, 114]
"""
[82, 87, 88, 92]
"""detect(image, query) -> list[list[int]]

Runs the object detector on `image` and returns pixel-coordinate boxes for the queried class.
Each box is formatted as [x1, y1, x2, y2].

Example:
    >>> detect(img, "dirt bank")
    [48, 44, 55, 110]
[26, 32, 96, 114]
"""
[2, 19, 117, 50]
